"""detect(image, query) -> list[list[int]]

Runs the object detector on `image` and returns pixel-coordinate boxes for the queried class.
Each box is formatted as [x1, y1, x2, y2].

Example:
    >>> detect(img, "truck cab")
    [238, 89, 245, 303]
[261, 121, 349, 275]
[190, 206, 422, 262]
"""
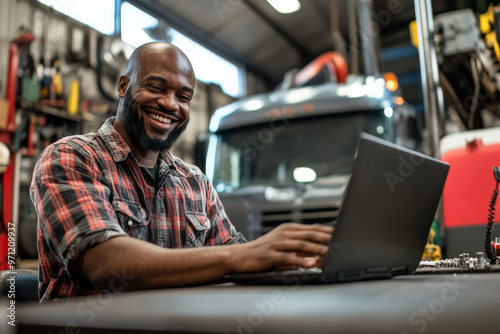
[205, 64, 419, 240]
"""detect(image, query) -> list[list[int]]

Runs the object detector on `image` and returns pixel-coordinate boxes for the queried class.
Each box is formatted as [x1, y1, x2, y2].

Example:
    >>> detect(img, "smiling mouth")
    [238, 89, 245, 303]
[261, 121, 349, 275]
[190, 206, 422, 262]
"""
[142, 105, 182, 126]
[147, 111, 172, 124]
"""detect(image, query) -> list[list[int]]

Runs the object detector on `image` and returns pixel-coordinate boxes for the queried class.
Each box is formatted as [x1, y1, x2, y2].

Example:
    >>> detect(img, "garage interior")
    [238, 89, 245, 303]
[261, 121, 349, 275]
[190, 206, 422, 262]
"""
[2, 0, 500, 332]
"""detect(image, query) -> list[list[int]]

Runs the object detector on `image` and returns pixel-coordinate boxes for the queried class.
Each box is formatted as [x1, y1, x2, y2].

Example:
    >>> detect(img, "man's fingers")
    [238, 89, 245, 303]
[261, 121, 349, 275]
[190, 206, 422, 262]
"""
[273, 239, 330, 257]
[278, 222, 334, 233]
[276, 229, 333, 245]
[273, 252, 322, 269]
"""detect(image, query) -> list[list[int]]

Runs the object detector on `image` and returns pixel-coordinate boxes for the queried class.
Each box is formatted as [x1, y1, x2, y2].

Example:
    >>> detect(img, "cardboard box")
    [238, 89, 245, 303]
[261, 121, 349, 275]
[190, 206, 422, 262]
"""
[0, 99, 10, 130]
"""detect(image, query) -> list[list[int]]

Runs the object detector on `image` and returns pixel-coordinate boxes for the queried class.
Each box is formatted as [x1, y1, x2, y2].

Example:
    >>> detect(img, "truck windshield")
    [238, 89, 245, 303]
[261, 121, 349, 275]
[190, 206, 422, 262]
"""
[212, 110, 390, 192]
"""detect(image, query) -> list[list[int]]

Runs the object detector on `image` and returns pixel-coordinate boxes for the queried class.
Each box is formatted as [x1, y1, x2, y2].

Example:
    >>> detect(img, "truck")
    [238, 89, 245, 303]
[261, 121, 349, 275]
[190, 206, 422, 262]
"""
[204, 52, 420, 240]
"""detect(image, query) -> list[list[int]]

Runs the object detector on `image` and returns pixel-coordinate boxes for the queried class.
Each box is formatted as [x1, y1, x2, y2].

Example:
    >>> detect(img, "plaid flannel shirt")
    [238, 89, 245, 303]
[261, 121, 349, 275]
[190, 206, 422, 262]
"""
[30, 117, 245, 301]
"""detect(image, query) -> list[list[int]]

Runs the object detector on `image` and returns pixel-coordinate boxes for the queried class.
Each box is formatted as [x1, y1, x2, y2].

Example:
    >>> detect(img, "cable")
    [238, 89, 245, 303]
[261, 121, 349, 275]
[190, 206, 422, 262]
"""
[485, 166, 500, 262]
[468, 55, 481, 130]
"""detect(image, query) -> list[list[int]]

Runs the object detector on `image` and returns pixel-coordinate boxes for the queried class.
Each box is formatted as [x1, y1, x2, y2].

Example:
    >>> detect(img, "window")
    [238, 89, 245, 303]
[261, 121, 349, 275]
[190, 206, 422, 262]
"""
[168, 30, 244, 97]
[37, 0, 115, 35]
[121, 2, 244, 97]
[210, 111, 390, 191]
[37, 0, 245, 97]
[120, 2, 157, 47]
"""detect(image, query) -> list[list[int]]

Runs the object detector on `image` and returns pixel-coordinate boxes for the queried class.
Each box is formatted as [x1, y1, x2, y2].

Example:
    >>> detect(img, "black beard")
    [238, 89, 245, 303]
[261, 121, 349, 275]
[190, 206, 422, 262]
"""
[121, 90, 189, 152]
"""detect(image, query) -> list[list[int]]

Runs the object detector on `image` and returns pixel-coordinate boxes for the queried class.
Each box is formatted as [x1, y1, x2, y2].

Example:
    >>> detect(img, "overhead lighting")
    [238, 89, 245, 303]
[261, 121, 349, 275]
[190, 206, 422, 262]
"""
[267, 0, 301, 14]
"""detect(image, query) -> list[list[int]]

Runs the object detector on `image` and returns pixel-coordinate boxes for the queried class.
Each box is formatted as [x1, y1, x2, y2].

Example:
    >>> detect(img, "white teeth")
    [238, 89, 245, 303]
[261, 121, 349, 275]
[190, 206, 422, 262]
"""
[148, 113, 171, 124]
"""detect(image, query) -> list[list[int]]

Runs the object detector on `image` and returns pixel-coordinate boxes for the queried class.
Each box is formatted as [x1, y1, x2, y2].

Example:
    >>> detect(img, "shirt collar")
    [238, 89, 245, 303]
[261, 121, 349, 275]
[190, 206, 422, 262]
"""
[98, 117, 177, 170]
[159, 150, 177, 170]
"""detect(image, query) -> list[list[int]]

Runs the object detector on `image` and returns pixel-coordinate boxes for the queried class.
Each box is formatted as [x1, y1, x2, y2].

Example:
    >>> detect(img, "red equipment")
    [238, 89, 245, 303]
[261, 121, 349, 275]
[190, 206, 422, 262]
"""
[440, 128, 500, 257]
[0, 32, 35, 270]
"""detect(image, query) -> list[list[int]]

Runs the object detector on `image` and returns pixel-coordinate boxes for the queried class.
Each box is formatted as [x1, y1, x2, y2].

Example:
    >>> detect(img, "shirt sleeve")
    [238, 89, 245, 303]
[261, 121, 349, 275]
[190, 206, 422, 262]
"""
[30, 139, 128, 280]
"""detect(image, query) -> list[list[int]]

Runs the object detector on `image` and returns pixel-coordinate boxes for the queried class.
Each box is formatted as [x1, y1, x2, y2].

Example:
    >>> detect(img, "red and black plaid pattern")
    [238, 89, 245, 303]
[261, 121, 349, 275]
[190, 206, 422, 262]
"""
[30, 118, 245, 301]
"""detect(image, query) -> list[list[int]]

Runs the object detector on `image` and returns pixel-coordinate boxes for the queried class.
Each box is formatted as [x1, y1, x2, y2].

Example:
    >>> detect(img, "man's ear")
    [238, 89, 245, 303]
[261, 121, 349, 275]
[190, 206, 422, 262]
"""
[117, 75, 129, 98]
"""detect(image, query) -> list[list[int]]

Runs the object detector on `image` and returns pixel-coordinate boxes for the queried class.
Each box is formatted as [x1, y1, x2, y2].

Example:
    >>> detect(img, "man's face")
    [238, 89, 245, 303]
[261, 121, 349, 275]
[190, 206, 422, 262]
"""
[121, 88, 189, 152]
[117, 46, 195, 152]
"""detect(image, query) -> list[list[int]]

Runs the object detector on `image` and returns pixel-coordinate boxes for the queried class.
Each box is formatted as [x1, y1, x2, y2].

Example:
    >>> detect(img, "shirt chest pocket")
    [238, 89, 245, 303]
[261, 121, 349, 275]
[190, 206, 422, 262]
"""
[113, 198, 150, 240]
[185, 212, 210, 248]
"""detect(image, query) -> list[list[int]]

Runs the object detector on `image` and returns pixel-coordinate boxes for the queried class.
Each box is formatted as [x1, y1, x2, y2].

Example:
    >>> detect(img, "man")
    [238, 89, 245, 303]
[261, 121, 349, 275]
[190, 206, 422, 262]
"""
[30, 42, 333, 301]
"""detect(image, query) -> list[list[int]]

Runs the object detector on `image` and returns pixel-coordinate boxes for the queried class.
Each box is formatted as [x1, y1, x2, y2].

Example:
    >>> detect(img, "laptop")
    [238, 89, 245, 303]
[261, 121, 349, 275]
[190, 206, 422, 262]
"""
[223, 132, 450, 285]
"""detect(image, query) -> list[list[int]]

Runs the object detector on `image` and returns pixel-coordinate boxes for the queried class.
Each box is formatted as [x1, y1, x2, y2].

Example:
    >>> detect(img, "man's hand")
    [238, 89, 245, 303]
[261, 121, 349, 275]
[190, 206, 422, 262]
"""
[228, 223, 334, 273]
[78, 223, 333, 290]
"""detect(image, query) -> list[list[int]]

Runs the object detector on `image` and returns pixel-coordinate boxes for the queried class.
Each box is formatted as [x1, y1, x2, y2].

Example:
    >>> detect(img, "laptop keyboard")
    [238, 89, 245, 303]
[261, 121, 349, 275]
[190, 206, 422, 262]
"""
[279, 267, 323, 275]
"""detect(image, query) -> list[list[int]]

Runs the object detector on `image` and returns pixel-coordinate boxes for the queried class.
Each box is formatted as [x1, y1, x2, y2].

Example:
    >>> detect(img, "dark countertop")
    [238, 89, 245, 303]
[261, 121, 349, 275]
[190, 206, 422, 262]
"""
[15, 272, 500, 334]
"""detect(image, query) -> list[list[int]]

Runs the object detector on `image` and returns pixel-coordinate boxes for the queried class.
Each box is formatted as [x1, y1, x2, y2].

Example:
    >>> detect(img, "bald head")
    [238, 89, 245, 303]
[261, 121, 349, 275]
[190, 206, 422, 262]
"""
[124, 42, 195, 83]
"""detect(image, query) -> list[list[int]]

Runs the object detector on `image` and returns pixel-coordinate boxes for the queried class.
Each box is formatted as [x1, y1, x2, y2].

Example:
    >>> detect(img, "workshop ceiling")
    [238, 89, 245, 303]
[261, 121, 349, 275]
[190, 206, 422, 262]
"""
[128, 0, 459, 87]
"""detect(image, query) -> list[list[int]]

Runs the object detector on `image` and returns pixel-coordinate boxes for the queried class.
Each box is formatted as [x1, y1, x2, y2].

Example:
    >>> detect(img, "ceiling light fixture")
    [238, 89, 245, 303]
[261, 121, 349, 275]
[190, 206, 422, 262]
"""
[267, 0, 301, 14]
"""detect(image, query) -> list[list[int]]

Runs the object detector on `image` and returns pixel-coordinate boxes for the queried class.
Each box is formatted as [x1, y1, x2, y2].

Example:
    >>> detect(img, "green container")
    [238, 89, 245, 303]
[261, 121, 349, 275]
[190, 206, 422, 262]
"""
[22, 77, 40, 103]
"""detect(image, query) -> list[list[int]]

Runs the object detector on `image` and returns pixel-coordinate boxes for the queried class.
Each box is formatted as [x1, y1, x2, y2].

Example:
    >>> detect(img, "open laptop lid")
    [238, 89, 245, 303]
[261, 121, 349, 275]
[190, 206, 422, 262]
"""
[321, 132, 449, 280]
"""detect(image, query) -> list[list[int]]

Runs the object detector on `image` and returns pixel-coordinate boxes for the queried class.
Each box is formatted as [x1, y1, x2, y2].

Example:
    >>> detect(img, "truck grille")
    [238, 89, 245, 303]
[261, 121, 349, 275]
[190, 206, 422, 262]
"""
[260, 206, 339, 234]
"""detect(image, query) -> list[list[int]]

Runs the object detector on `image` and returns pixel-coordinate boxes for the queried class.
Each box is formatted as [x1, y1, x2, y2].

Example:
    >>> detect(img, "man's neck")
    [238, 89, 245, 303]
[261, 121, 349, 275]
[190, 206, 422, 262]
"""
[134, 151, 160, 168]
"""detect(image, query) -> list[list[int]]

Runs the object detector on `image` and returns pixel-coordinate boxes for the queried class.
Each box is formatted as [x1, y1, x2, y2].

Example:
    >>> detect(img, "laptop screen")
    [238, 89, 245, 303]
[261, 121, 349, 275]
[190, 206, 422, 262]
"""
[321, 133, 449, 278]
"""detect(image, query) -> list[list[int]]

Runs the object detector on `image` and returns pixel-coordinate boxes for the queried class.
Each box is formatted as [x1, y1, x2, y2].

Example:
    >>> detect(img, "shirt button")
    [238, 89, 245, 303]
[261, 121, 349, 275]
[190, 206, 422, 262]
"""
[127, 220, 133, 227]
